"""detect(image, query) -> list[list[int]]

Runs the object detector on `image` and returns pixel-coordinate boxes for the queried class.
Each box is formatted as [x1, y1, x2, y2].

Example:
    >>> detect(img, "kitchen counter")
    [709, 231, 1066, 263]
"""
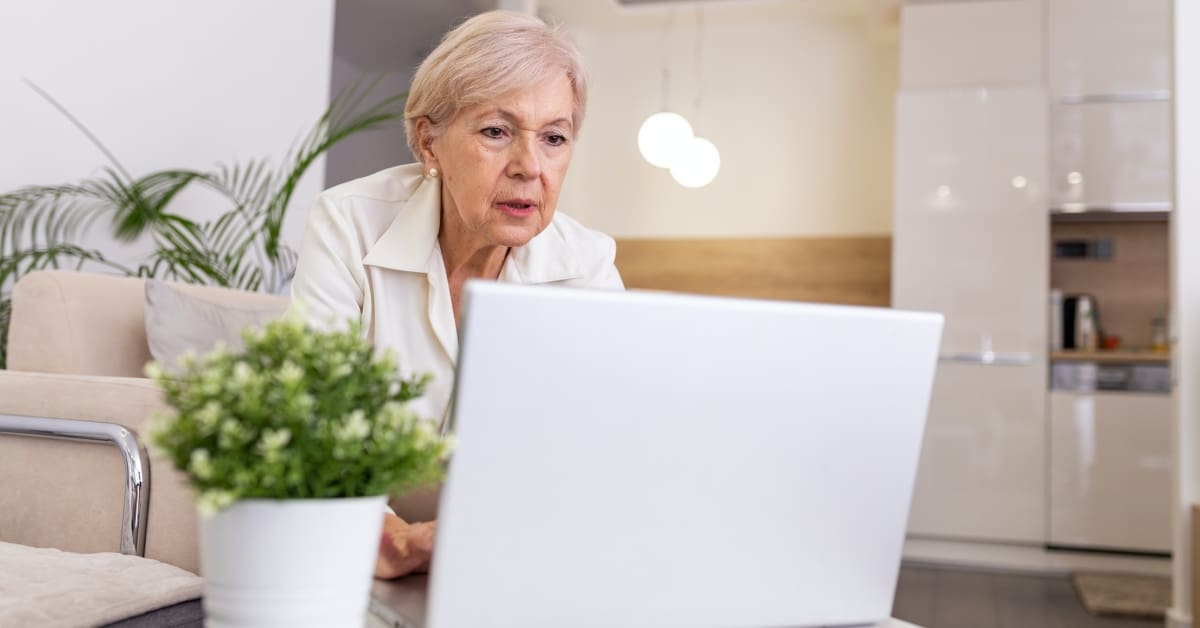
[1050, 350, 1169, 364]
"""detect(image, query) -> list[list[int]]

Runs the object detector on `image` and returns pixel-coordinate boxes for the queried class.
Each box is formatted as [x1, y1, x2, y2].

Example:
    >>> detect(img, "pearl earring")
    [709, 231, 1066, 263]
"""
[428, 167, 439, 178]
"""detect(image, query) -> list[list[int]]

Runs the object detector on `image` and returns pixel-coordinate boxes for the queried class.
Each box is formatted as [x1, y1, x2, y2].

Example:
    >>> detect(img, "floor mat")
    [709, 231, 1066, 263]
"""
[1072, 571, 1171, 619]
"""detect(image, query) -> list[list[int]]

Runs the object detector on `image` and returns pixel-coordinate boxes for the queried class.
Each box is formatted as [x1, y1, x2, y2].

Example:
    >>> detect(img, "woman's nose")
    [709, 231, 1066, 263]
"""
[505, 134, 542, 180]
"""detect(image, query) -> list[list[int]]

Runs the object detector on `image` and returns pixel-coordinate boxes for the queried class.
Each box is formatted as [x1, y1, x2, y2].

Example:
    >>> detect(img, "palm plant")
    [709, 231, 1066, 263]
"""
[0, 80, 406, 368]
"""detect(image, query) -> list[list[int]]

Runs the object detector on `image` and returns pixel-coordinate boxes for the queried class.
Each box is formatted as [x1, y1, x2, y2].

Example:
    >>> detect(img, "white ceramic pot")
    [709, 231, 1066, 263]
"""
[199, 495, 387, 628]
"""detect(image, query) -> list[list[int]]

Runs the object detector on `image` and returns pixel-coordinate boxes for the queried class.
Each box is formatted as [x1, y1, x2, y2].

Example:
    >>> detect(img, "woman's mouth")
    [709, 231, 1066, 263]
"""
[496, 199, 537, 217]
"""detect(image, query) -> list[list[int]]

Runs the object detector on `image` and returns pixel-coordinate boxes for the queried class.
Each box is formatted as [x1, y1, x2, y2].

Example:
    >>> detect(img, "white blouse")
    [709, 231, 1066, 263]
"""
[289, 163, 624, 427]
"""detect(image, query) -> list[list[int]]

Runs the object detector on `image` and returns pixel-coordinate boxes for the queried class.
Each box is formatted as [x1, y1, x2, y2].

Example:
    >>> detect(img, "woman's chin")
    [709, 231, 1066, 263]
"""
[489, 222, 545, 248]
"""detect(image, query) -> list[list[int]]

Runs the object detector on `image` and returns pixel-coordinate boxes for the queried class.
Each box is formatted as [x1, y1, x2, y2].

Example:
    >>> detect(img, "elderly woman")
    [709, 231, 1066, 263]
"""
[289, 11, 622, 578]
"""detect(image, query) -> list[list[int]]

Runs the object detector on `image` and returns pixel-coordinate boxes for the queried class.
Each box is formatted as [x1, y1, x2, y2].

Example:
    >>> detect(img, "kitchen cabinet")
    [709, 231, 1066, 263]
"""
[900, 0, 1042, 90]
[1049, 389, 1173, 553]
[894, 88, 1049, 543]
[895, 0, 1174, 556]
[1047, 0, 1171, 97]
[907, 363, 1048, 542]
[1047, 0, 1172, 213]
[1050, 100, 1172, 211]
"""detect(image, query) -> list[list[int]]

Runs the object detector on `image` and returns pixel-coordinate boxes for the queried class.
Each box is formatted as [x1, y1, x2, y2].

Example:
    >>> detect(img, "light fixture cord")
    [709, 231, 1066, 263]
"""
[694, 4, 704, 111]
[658, 7, 676, 111]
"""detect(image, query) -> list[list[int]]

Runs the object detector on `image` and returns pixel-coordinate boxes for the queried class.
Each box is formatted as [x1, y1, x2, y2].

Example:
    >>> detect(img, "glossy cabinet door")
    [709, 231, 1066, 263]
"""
[901, 0, 1042, 90]
[1050, 101, 1172, 210]
[894, 89, 1048, 361]
[894, 89, 1049, 543]
[908, 363, 1048, 542]
[1047, 0, 1172, 211]
[1047, 0, 1171, 97]
[1049, 391, 1173, 553]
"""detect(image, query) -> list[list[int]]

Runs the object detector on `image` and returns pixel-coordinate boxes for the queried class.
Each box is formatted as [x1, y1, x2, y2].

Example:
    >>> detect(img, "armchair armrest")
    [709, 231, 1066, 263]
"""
[0, 413, 150, 557]
[0, 371, 199, 574]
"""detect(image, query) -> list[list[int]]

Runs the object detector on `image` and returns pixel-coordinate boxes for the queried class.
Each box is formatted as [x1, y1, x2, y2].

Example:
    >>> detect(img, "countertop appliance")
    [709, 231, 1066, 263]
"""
[1060, 294, 1102, 350]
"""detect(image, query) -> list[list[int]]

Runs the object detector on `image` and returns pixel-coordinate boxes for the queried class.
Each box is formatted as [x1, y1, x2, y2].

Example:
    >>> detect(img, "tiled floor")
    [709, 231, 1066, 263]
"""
[892, 565, 1164, 628]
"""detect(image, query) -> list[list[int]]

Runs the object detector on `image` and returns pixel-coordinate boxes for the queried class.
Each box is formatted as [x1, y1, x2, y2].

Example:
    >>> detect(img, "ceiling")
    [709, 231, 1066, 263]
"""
[541, 0, 898, 30]
[332, 0, 898, 70]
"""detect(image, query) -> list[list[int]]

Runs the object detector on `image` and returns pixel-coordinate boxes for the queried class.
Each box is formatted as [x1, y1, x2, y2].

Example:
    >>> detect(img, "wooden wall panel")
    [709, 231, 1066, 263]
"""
[1050, 221, 1170, 349]
[614, 237, 892, 307]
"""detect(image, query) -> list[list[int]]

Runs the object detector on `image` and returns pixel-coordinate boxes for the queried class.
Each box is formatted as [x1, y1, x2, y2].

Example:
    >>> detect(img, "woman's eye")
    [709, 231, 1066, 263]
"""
[546, 133, 568, 146]
[482, 127, 505, 139]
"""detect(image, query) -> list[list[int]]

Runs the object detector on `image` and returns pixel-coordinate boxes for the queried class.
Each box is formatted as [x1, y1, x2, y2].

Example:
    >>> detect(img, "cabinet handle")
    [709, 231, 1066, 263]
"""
[1058, 91, 1171, 105]
[1052, 202, 1172, 214]
[939, 352, 1033, 366]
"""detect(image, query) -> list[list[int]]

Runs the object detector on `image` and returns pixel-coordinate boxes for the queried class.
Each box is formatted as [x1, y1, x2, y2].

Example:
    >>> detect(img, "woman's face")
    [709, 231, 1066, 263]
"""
[424, 74, 576, 250]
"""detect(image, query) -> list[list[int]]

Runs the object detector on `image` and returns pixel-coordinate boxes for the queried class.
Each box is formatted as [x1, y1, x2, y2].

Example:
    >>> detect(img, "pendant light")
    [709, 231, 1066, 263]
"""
[637, 76, 693, 168]
[637, 6, 720, 188]
[669, 136, 720, 189]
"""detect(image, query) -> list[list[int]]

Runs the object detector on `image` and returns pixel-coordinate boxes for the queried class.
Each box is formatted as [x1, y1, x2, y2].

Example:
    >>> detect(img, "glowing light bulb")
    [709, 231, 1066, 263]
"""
[669, 136, 721, 188]
[637, 112, 693, 168]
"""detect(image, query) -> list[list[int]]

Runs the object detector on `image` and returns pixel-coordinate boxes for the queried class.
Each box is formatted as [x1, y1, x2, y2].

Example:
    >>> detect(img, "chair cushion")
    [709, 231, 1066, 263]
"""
[144, 280, 288, 369]
[0, 541, 201, 627]
[8, 271, 289, 378]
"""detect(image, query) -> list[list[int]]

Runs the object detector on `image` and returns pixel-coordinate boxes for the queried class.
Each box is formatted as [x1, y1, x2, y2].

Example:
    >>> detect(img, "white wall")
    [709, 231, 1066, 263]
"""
[0, 1, 335, 274]
[541, 0, 898, 239]
[1171, 0, 1199, 624]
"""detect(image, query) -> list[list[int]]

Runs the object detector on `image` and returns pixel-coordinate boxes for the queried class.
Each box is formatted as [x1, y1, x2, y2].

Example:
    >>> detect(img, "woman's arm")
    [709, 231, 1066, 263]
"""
[583, 233, 624, 290]
[288, 196, 367, 326]
[592, 256, 624, 290]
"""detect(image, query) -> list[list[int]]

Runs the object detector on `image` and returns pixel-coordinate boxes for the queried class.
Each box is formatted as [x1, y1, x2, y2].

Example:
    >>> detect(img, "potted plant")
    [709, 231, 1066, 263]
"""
[147, 310, 450, 627]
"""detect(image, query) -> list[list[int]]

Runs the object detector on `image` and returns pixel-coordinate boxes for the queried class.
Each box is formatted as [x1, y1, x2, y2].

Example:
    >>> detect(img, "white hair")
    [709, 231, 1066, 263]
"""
[404, 10, 588, 162]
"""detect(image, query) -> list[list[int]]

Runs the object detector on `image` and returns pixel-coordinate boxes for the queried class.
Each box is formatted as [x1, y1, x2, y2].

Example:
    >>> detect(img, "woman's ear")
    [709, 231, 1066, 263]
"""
[414, 118, 438, 168]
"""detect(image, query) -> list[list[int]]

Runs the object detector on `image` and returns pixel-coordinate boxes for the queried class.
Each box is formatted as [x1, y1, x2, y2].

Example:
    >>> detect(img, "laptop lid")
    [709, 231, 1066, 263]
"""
[428, 283, 943, 628]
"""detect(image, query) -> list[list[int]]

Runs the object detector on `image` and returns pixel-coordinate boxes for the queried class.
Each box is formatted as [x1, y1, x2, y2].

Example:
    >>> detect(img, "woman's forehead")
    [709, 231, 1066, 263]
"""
[457, 76, 575, 128]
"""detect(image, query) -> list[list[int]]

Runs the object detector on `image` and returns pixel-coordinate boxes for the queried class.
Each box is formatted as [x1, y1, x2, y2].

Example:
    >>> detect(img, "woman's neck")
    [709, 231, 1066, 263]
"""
[439, 210, 508, 321]
[437, 190, 509, 280]
[439, 234, 508, 282]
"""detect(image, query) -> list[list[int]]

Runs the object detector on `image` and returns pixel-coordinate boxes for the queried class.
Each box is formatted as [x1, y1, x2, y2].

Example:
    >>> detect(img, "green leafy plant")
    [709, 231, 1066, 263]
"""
[0, 80, 406, 368]
[147, 313, 451, 514]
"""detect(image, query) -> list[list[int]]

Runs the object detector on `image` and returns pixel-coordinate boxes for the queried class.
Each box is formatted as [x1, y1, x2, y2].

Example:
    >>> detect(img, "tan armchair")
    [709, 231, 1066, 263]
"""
[0, 270, 287, 574]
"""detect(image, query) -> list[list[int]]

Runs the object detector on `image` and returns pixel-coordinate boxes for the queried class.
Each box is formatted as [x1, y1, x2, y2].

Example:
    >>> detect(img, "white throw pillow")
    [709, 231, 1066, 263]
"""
[144, 280, 289, 369]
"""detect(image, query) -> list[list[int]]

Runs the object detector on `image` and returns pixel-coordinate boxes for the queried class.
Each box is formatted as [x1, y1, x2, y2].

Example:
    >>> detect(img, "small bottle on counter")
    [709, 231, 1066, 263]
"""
[1152, 312, 1168, 353]
[1078, 298, 1098, 351]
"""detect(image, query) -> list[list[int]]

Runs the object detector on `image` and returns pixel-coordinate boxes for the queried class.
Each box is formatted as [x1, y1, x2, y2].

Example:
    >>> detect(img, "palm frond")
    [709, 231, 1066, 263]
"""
[24, 79, 134, 182]
[0, 184, 115, 277]
[0, 297, 10, 367]
[110, 169, 212, 242]
[205, 159, 274, 215]
[150, 218, 230, 285]
[269, 245, 300, 294]
[0, 244, 131, 289]
[261, 80, 408, 261]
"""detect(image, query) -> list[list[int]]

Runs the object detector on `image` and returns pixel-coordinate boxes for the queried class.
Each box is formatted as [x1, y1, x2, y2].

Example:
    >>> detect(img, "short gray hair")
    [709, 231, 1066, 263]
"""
[404, 10, 588, 162]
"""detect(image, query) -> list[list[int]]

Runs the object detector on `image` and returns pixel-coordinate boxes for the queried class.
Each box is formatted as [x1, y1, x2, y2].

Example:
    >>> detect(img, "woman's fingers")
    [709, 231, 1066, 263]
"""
[407, 521, 437, 573]
[374, 514, 438, 578]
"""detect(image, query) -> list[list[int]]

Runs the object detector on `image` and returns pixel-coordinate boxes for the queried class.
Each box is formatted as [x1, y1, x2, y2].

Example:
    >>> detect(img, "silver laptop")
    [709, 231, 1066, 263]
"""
[426, 283, 943, 628]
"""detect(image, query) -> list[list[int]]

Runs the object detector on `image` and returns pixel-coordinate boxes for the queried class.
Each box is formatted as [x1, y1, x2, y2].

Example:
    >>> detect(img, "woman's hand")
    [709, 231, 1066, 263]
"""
[374, 513, 437, 579]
